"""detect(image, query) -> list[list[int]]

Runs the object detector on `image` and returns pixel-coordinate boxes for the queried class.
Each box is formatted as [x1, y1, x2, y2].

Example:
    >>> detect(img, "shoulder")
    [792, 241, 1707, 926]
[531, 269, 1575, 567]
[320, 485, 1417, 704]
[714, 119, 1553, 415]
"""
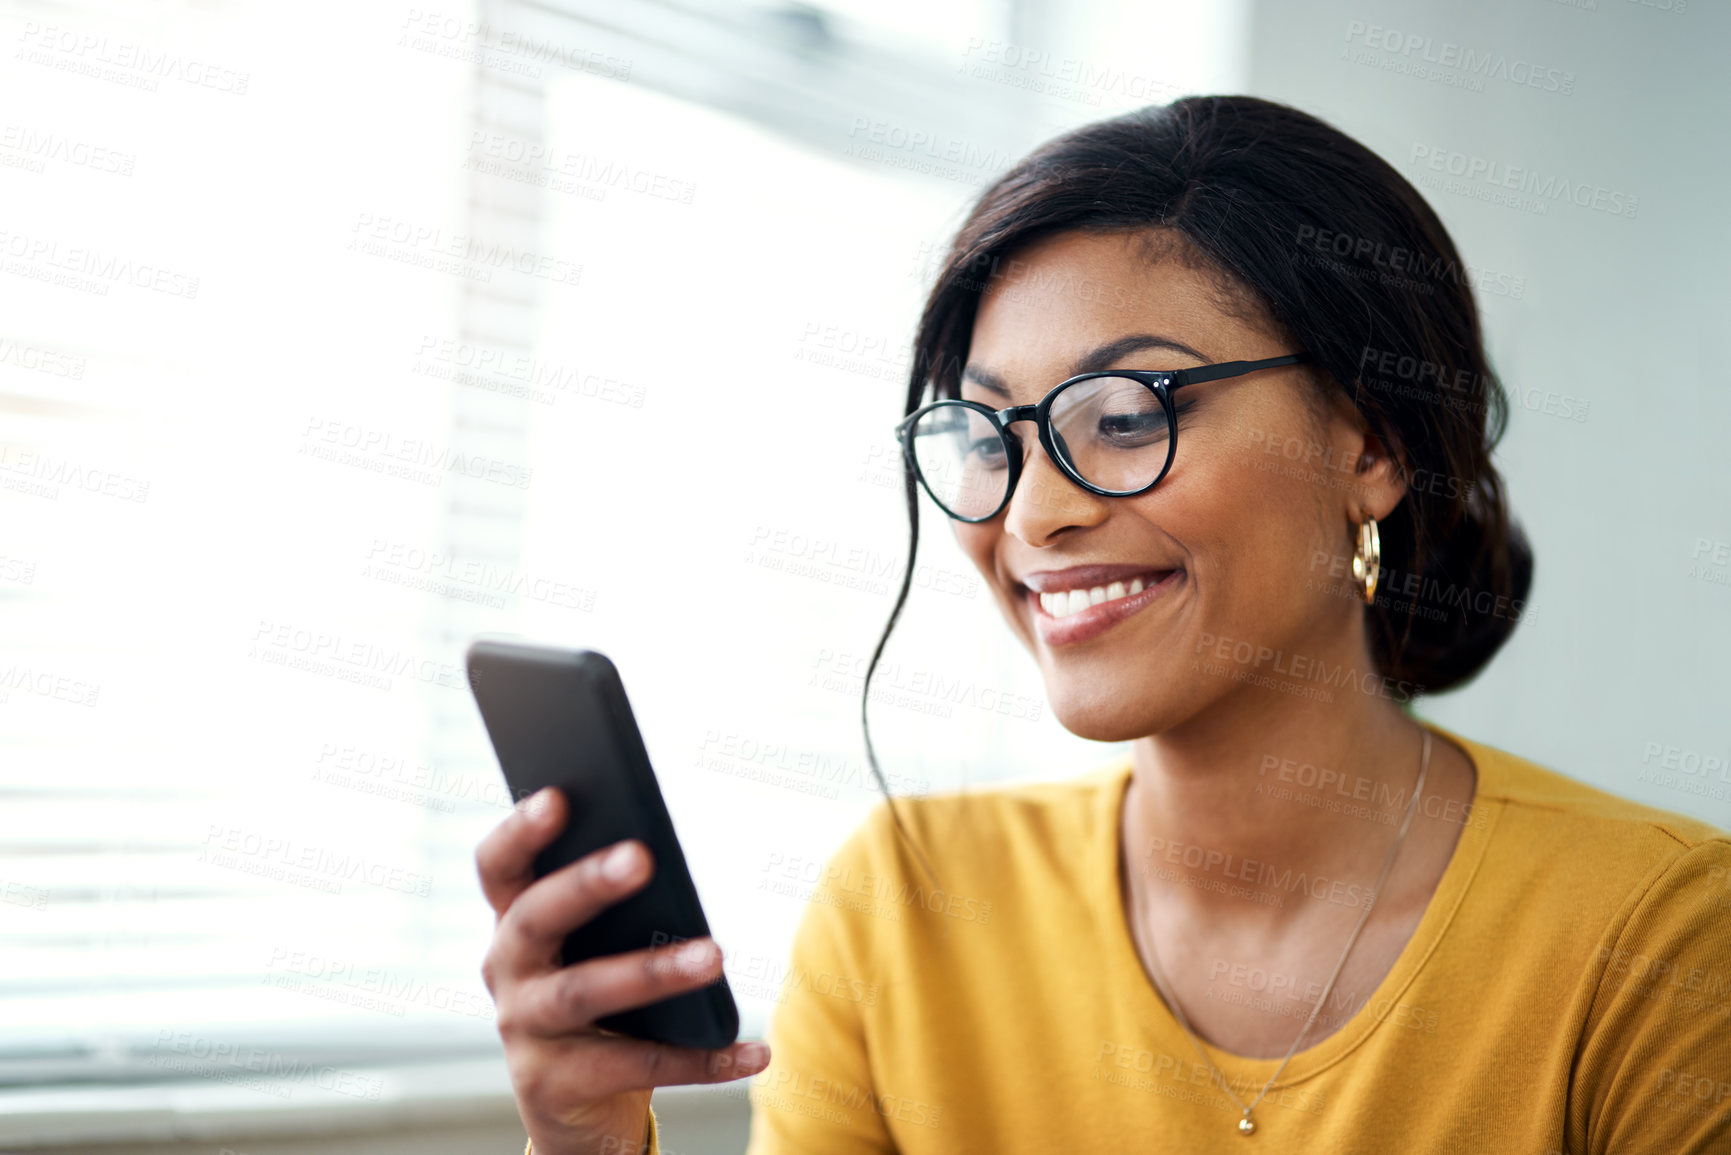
[797, 757, 1131, 944]
[1452, 725, 1728, 847]
[1442, 725, 1731, 918]
[1461, 727, 1726, 844]
[838, 756, 1133, 878]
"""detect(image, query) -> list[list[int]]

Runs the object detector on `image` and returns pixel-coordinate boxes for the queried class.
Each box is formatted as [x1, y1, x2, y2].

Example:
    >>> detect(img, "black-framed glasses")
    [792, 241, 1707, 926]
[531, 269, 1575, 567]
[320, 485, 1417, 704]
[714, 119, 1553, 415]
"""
[893, 352, 1311, 522]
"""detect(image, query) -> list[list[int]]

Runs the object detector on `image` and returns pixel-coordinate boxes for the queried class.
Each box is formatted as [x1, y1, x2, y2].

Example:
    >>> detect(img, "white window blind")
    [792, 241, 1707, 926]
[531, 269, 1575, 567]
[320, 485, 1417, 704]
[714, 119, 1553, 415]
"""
[0, 0, 1248, 1090]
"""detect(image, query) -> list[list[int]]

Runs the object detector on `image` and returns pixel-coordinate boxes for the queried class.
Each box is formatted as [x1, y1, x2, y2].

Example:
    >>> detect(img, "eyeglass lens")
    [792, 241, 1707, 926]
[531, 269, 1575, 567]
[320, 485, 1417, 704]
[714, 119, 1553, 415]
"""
[906, 376, 1171, 519]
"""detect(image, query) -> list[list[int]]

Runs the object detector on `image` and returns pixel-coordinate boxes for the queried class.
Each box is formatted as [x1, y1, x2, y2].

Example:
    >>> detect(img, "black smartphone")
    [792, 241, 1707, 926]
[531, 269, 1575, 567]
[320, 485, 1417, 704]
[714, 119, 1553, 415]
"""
[465, 639, 740, 1051]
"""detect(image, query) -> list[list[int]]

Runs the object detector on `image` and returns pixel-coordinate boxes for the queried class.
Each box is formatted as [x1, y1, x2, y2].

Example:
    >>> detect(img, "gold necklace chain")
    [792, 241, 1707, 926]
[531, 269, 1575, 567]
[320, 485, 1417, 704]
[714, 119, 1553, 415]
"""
[1129, 730, 1432, 1137]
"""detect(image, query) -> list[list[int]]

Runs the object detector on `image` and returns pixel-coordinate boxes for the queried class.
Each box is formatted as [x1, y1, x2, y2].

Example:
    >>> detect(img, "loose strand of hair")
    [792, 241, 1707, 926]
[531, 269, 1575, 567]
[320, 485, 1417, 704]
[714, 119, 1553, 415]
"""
[860, 438, 943, 889]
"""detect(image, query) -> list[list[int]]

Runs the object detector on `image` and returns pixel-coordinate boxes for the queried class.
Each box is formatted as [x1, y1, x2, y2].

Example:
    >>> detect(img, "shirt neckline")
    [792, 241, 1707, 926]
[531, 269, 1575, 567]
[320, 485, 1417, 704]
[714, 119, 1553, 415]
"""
[1094, 719, 1501, 1086]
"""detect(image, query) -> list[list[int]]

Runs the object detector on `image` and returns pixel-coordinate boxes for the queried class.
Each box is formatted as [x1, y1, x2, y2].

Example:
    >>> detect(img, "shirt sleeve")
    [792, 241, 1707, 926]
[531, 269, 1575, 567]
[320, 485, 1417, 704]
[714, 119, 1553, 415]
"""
[1571, 838, 1731, 1154]
[744, 805, 899, 1155]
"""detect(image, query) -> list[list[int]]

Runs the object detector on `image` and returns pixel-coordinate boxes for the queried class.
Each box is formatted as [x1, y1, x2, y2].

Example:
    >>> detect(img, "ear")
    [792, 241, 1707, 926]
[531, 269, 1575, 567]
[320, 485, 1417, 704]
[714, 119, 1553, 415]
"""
[1352, 425, 1408, 522]
[1321, 387, 1406, 522]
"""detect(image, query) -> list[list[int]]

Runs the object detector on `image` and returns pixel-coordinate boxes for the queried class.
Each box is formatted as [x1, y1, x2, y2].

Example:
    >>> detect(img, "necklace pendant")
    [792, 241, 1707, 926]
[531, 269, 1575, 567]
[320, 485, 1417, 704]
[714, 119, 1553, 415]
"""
[1237, 1112, 1256, 1136]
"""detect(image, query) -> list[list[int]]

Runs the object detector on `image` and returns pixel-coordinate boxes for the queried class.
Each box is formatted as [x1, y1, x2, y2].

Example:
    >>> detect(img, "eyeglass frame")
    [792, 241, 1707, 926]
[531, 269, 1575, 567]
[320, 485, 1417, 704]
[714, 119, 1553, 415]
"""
[892, 352, 1312, 523]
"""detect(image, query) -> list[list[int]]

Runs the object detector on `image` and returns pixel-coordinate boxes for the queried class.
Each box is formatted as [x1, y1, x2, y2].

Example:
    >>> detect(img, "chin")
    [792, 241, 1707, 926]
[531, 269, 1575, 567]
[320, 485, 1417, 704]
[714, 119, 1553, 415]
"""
[1039, 672, 1179, 743]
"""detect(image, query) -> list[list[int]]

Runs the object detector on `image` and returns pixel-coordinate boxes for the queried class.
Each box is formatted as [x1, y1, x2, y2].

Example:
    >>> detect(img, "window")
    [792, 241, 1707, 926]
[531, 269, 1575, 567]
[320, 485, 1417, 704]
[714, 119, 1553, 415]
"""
[0, 0, 1243, 1086]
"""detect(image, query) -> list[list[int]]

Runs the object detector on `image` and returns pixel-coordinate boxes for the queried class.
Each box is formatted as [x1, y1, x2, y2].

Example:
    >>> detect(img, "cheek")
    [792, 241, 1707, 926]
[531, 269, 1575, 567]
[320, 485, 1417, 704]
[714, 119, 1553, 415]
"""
[952, 522, 1030, 627]
[1149, 424, 1335, 618]
[951, 523, 997, 575]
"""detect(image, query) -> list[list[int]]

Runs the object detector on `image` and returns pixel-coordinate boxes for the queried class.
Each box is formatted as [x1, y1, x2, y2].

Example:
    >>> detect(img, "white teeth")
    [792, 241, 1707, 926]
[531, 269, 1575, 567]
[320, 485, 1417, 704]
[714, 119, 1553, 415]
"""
[1038, 576, 1159, 618]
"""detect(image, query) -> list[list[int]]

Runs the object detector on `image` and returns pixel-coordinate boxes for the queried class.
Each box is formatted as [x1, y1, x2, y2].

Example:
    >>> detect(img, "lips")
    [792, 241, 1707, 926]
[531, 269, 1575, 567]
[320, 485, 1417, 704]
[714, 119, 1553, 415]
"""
[1017, 564, 1184, 646]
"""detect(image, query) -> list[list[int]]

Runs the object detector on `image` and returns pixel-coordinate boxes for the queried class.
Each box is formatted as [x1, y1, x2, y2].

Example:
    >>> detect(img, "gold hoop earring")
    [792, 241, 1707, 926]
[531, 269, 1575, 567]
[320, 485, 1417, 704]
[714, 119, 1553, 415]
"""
[1351, 515, 1380, 604]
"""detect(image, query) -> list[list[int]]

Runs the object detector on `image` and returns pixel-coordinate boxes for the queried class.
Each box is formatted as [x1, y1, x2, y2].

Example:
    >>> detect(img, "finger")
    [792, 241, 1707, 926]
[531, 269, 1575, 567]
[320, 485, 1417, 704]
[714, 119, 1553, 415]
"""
[475, 787, 567, 916]
[491, 838, 655, 979]
[512, 937, 726, 1036]
[547, 1036, 772, 1099]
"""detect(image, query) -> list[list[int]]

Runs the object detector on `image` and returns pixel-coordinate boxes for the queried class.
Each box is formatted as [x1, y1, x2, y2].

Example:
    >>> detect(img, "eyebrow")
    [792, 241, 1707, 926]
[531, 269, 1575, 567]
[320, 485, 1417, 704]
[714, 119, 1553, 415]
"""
[961, 333, 1212, 397]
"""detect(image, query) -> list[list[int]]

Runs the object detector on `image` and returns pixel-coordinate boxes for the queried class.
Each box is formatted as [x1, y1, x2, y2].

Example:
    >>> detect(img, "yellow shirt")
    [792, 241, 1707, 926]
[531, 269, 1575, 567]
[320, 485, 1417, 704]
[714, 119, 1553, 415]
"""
[734, 723, 1731, 1154]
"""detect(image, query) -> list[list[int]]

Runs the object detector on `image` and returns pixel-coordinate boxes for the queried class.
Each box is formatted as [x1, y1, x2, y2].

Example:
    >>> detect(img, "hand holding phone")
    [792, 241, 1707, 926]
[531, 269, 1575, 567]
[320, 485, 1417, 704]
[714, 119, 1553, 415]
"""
[470, 643, 766, 1155]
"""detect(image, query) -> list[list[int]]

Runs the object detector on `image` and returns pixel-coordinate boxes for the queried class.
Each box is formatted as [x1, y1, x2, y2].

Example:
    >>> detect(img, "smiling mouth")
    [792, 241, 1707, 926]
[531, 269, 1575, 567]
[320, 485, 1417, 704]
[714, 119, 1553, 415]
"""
[1024, 567, 1177, 612]
[1018, 566, 1184, 645]
[1036, 576, 1164, 619]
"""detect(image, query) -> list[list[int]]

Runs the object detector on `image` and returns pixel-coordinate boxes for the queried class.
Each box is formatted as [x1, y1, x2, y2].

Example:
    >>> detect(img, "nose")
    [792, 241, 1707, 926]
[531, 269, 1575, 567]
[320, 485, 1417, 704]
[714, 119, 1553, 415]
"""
[1001, 427, 1109, 546]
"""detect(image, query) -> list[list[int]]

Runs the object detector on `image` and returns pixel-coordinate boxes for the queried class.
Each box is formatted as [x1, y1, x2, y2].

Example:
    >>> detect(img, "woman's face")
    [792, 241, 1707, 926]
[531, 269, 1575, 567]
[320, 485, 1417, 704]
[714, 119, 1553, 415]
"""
[953, 229, 1396, 742]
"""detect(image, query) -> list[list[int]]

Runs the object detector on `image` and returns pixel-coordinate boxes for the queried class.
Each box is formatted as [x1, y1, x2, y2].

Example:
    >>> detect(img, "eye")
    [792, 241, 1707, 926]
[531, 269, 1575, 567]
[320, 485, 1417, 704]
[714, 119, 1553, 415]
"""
[967, 435, 1008, 468]
[1096, 410, 1170, 447]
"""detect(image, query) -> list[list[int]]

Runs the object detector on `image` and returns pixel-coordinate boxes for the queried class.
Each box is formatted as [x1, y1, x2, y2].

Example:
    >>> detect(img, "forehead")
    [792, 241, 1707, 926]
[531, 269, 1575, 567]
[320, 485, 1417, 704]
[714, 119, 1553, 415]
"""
[966, 230, 1253, 387]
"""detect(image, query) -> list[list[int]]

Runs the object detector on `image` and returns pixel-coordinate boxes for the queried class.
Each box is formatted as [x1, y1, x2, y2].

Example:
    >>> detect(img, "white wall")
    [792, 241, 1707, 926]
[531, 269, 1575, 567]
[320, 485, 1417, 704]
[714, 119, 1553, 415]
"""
[1242, 0, 1731, 825]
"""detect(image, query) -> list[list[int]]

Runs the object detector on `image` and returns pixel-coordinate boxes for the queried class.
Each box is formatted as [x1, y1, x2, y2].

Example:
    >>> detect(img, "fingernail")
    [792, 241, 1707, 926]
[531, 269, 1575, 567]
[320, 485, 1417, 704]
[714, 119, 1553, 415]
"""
[525, 788, 553, 820]
[679, 939, 715, 967]
[603, 842, 639, 881]
[737, 1041, 769, 1072]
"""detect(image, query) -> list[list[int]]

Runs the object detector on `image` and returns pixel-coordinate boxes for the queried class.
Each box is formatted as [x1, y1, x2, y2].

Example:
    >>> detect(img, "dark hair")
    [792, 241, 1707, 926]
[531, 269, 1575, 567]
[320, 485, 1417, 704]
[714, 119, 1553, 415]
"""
[861, 95, 1532, 840]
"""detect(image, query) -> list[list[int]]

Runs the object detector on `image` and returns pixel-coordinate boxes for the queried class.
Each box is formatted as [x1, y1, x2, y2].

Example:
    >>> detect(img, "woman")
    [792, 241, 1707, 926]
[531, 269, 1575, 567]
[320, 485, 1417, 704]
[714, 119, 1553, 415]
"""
[477, 97, 1731, 1154]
